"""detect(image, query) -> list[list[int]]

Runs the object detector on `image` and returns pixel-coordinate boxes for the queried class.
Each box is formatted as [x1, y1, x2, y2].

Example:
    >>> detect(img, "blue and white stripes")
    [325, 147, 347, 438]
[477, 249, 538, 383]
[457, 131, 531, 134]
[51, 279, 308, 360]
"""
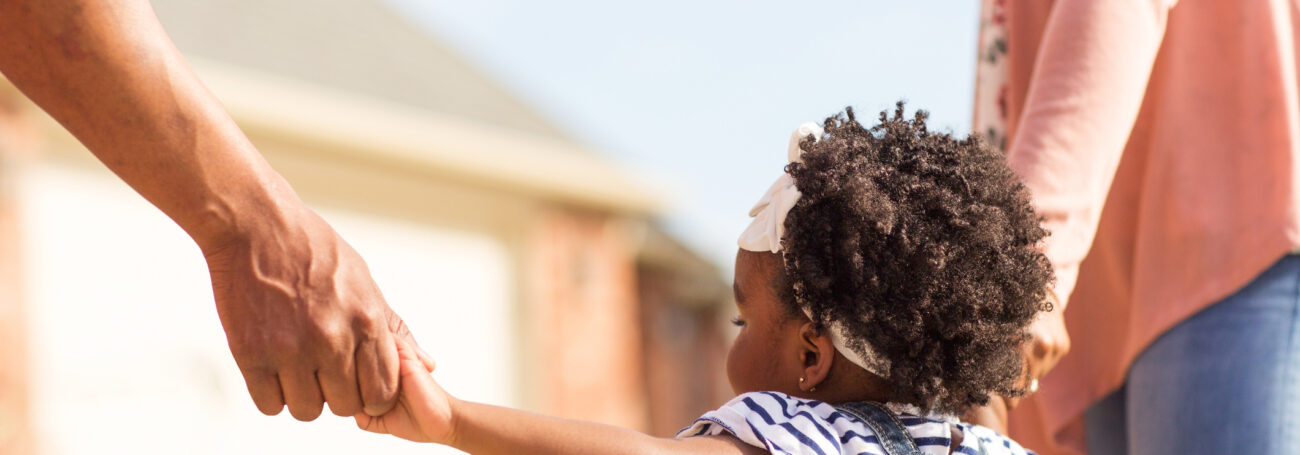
[676, 392, 1035, 455]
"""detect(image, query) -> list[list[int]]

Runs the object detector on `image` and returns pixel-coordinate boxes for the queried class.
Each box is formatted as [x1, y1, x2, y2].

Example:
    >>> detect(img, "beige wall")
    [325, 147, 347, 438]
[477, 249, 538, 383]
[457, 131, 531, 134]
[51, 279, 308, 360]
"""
[0, 82, 36, 455]
[16, 153, 519, 455]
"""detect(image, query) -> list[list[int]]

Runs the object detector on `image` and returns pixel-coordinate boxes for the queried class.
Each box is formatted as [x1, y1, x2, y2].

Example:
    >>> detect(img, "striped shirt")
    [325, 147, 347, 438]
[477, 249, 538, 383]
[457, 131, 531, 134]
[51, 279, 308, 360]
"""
[676, 392, 1035, 455]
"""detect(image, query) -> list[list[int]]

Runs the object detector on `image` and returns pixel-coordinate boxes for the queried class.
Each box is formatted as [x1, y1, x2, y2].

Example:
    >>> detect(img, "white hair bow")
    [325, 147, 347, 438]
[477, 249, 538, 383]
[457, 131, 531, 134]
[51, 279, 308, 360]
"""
[737, 122, 892, 378]
[736, 122, 823, 254]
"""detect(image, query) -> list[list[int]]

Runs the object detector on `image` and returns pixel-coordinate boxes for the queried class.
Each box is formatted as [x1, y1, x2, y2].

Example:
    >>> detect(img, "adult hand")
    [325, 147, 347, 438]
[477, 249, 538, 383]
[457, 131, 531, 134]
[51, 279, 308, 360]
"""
[354, 338, 451, 445]
[0, 0, 438, 422]
[205, 207, 435, 421]
[962, 289, 1068, 430]
[1007, 290, 1070, 408]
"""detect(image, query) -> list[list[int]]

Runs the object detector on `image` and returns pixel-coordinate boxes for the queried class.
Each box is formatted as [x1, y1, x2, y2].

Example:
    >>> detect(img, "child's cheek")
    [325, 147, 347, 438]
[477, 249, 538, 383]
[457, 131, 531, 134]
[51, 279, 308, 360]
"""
[725, 328, 770, 395]
[724, 330, 747, 395]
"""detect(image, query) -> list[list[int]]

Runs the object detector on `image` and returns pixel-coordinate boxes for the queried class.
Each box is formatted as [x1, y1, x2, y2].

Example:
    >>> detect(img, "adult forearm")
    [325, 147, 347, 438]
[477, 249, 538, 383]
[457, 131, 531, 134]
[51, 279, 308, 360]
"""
[0, 0, 299, 250]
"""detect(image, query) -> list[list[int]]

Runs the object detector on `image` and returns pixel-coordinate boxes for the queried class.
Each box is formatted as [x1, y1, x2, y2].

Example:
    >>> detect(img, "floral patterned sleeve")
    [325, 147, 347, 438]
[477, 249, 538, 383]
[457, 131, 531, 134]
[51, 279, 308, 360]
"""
[972, 0, 1010, 153]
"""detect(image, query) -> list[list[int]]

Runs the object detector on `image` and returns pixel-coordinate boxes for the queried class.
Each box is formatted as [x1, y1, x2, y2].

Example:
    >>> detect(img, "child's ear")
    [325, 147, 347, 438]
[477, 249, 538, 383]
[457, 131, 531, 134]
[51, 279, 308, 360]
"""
[797, 322, 835, 393]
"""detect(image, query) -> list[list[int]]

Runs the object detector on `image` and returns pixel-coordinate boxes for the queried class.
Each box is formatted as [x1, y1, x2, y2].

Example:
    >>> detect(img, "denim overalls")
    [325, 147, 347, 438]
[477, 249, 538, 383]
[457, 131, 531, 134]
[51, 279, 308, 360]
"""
[835, 402, 989, 455]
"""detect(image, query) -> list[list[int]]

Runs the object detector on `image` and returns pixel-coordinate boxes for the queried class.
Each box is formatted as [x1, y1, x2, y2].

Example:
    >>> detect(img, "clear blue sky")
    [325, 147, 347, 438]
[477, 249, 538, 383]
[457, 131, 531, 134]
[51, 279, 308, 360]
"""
[385, 0, 981, 269]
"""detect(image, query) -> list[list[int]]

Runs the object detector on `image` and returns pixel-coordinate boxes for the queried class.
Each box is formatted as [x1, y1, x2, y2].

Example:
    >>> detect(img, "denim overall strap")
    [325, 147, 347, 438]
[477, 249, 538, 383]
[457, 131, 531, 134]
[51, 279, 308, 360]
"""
[976, 436, 990, 455]
[834, 402, 922, 455]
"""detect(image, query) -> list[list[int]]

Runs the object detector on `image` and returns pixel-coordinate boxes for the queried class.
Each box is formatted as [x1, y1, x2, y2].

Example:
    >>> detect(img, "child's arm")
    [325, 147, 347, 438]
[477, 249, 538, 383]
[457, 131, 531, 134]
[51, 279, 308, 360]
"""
[446, 401, 762, 455]
[355, 340, 764, 455]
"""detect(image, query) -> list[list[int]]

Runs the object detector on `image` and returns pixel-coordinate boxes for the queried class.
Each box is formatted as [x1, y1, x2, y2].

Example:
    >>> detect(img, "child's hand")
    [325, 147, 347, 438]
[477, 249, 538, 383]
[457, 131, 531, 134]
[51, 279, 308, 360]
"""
[354, 338, 454, 444]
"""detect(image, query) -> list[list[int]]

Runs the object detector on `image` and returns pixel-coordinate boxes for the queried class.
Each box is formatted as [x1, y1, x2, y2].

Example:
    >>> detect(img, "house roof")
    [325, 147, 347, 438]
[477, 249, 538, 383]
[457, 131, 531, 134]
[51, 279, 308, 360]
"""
[191, 61, 664, 214]
[152, 0, 569, 142]
[144, 0, 663, 214]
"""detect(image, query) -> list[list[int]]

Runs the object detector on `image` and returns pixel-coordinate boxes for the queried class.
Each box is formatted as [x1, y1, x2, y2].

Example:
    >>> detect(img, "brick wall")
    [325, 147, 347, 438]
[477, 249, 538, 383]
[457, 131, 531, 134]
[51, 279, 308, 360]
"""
[525, 209, 649, 430]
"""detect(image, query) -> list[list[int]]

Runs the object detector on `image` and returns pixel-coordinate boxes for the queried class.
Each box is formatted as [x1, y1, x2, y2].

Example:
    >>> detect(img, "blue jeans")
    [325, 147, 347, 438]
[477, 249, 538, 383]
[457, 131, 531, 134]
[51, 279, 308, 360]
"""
[1084, 255, 1300, 454]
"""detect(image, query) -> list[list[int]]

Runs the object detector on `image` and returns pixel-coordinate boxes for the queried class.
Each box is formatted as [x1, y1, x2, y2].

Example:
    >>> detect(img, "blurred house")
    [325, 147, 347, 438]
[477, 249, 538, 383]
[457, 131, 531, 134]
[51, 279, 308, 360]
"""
[0, 1, 732, 453]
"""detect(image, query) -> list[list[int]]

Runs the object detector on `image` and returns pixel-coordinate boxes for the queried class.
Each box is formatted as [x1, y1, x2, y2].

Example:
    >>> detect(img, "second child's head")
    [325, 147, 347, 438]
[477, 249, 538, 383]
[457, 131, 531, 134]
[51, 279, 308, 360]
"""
[727, 103, 1053, 416]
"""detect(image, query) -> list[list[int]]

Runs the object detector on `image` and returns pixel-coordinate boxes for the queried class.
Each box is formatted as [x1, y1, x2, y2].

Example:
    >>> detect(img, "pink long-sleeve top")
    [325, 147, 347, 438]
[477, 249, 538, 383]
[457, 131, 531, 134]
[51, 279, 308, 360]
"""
[981, 1, 1300, 454]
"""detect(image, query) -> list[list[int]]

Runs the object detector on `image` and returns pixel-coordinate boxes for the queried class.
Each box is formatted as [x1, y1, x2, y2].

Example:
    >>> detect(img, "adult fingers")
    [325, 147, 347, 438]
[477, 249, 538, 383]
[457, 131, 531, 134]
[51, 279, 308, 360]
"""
[1006, 335, 1043, 409]
[356, 331, 401, 416]
[241, 369, 285, 416]
[1036, 290, 1070, 375]
[1023, 335, 1045, 385]
[280, 369, 326, 421]
[1045, 323, 1071, 369]
[1026, 346, 1051, 390]
[1027, 310, 1070, 382]
[319, 361, 364, 417]
[354, 413, 389, 434]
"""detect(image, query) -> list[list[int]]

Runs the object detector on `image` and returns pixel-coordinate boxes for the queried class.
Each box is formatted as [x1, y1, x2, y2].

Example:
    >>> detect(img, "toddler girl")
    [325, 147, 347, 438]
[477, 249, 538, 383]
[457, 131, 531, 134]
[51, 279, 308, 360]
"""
[354, 104, 1051, 455]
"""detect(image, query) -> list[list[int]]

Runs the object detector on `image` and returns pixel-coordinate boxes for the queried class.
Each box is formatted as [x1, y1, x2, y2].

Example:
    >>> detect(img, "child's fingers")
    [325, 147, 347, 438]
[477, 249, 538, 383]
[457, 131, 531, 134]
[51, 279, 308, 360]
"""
[385, 338, 438, 405]
[395, 332, 438, 373]
[392, 337, 419, 363]
[414, 346, 436, 373]
[393, 336, 437, 374]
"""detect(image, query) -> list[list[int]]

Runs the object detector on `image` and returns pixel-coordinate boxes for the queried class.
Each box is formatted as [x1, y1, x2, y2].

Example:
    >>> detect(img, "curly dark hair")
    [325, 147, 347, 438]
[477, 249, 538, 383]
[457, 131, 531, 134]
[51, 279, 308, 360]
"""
[779, 102, 1053, 415]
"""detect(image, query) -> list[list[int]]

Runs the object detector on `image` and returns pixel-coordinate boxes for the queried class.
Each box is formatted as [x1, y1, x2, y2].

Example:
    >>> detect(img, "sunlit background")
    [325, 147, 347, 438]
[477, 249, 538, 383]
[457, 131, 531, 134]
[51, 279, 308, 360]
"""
[0, 1, 978, 453]
[386, 0, 980, 265]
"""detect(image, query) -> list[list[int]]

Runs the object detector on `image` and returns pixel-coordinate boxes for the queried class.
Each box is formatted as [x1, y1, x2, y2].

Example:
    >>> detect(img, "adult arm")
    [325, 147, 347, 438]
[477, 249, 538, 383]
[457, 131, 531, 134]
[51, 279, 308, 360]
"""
[0, 0, 431, 420]
[1009, 0, 1174, 311]
[967, 0, 1175, 428]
